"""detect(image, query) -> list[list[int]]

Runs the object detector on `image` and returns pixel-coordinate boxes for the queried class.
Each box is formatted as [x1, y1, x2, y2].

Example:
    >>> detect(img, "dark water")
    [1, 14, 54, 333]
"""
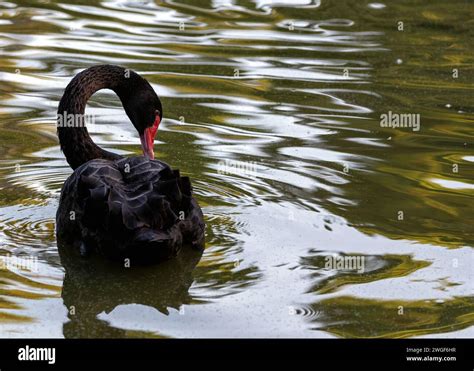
[0, 0, 473, 338]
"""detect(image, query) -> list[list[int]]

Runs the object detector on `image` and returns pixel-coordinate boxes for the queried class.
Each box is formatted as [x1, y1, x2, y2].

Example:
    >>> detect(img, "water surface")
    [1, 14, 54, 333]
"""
[0, 0, 473, 338]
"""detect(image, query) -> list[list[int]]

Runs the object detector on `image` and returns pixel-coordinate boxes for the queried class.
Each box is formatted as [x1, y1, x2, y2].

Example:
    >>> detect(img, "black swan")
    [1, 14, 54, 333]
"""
[56, 65, 205, 264]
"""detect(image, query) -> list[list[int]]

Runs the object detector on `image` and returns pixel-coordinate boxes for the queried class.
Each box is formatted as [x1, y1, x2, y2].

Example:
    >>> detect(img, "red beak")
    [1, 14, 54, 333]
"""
[140, 116, 160, 160]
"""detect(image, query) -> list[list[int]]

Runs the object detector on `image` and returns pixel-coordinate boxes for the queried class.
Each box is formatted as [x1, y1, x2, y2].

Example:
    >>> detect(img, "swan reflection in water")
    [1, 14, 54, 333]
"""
[58, 240, 203, 338]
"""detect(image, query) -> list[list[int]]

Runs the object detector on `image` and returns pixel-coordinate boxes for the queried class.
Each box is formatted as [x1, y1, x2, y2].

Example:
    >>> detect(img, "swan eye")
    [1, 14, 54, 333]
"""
[155, 109, 161, 117]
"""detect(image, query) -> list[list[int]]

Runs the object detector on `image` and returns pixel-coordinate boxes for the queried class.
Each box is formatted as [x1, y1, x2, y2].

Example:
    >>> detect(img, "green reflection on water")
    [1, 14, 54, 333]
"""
[314, 296, 474, 338]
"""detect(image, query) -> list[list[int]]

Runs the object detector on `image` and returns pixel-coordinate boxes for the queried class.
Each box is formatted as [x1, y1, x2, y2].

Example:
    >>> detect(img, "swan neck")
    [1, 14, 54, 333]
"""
[57, 65, 127, 170]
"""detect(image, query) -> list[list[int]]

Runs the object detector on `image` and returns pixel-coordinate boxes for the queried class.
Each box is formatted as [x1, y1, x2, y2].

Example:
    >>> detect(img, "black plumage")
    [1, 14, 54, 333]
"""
[56, 65, 205, 264]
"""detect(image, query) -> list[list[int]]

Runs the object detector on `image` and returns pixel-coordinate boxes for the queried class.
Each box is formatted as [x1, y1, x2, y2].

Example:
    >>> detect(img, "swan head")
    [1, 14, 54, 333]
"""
[120, 73, 162, 160]
[139, 109, 161, 160]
